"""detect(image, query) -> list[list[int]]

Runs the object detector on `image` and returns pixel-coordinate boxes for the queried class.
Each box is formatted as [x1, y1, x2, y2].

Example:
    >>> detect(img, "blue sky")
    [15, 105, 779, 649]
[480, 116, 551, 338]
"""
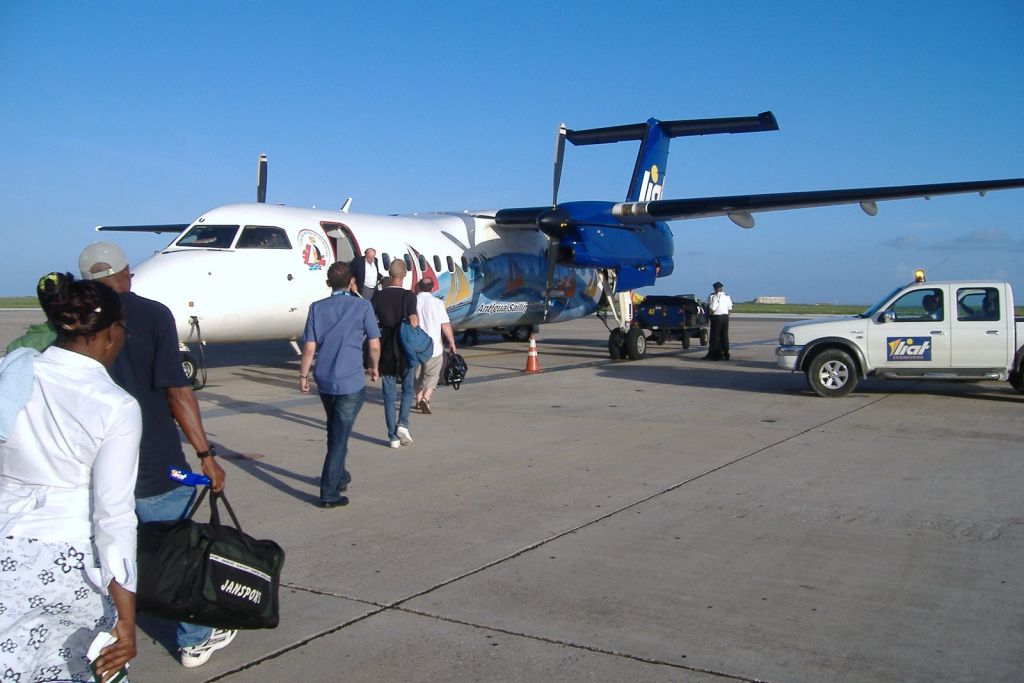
[1, 1, 1022, 303]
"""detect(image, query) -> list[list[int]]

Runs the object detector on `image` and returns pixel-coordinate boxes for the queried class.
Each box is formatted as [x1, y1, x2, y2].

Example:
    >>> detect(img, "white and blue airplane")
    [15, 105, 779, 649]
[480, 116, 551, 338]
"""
[98, 112, 1024, 382]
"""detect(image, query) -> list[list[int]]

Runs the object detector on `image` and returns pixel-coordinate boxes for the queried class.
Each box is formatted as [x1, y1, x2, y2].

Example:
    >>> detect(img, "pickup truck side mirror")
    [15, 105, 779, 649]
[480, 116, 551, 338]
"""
[879, 310, 895, 324]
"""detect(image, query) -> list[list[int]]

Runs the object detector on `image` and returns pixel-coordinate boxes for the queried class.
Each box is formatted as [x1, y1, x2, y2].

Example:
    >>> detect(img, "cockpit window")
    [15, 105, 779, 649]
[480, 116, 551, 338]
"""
[236, 225, 291, 249]
[177, 225, 238, 249]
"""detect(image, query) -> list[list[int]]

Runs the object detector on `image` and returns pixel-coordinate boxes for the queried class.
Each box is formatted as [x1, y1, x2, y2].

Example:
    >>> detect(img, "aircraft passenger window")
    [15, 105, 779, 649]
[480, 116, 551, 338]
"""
[461, 256, 469, 271]
[382, 253, 391, 269]
[957, 287, 999, 321]
[177, 225, 238, 249]
[236, 226, 291, 249]
[433, 255, 442, 271]
[404, 254, 413, 270]
[446, 256, 455, 272]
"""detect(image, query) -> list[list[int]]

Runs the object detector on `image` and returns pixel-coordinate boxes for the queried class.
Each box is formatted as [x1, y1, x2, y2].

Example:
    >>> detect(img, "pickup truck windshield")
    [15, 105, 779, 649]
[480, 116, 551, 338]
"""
[860, 286, 905, 318]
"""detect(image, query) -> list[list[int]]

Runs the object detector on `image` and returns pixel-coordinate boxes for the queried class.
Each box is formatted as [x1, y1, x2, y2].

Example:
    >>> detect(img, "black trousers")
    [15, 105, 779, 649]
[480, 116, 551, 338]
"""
[708, 314, 730, 359]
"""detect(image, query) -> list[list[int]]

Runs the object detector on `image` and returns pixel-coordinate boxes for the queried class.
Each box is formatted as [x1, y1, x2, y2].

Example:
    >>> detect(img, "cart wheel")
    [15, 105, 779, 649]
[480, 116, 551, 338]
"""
[700, 328, 709, 346]
[655, 331, 666, 346]
[681, 330, 691, 350]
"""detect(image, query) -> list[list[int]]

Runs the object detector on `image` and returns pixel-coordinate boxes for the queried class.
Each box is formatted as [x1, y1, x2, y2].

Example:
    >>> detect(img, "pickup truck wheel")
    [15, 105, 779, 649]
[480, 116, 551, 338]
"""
[625, 327, 646, 360]
[1011, 368, 1024, 394]
[807, 349, 857, 397]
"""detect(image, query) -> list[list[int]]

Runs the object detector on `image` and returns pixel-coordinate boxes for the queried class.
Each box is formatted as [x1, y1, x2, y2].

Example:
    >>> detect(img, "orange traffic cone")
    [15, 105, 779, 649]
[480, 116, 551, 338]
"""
[524, 336, 542, 373]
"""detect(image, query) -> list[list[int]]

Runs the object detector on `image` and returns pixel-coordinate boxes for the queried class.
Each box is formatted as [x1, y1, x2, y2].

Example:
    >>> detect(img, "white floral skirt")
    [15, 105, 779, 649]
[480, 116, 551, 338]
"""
[0, 535, 118, 682]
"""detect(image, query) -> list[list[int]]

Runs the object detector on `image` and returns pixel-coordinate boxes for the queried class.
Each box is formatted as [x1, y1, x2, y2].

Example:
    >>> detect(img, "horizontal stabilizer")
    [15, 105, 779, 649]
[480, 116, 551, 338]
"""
[95, 224, 190, 234]
[613, 178, 1024, 223]
[566, 112, 777, 146]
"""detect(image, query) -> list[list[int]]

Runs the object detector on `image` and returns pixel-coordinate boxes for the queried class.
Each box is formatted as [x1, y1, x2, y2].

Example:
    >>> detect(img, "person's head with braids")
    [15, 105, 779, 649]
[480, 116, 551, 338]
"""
[38, 273, 127, 367]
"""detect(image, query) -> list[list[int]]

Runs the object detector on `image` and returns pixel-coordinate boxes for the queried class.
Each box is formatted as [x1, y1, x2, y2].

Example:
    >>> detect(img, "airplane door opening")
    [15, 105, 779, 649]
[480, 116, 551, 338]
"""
[323, 222, 357, 264]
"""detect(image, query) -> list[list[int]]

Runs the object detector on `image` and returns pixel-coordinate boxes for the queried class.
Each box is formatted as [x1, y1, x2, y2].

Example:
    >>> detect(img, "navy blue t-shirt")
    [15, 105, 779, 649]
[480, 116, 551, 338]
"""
[109, 292, 192, 498]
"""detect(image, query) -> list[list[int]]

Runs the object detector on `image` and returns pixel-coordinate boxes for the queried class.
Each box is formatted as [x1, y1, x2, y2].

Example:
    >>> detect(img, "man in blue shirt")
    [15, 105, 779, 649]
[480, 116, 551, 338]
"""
[299, 261, 381, 508]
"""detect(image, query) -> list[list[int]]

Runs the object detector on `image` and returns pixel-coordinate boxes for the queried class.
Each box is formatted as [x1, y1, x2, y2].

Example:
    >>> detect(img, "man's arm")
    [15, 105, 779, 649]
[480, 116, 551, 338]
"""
[441, 322, 456, 351]
[299, 340, 316, 393]
[166, 386, 225, 492]
[365, 338, 381, 381]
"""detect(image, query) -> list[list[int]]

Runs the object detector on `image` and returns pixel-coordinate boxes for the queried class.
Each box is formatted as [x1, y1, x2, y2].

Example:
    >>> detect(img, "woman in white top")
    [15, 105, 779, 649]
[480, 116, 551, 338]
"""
[0, 274, 141, 681]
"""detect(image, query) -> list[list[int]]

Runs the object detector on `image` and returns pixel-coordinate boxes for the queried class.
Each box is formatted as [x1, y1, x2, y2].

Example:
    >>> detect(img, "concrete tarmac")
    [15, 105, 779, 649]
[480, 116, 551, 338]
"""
[2, 311, 1022, 682]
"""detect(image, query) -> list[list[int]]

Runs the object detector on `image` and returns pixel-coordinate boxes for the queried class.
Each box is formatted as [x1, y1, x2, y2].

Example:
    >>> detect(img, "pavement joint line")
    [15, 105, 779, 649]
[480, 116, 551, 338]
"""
[220, 391, 895, 679]
[203, 604, 391, 682]
[393, 605, 775, 683]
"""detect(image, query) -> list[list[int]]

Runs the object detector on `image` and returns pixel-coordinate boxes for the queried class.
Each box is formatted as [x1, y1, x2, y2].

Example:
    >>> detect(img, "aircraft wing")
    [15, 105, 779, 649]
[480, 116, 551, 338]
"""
[612, 178, 1024, 227]
[95, 224, 189, 233]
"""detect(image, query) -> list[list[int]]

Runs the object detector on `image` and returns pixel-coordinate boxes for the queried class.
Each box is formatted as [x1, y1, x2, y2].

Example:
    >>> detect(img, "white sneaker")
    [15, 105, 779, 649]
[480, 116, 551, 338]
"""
[390, 439, 401, 449]
[396, 425, 413, 445]
[180, 628, 237, 668]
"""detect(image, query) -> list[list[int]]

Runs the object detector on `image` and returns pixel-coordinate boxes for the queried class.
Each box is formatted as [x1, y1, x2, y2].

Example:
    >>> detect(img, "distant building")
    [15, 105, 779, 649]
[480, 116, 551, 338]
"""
[753, 296, 786, 305]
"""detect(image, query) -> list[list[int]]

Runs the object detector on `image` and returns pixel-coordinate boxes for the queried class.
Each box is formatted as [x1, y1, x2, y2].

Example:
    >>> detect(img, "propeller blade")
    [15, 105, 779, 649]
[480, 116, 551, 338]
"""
[256, 153, 268, 203]
[552, 123, 567, 207]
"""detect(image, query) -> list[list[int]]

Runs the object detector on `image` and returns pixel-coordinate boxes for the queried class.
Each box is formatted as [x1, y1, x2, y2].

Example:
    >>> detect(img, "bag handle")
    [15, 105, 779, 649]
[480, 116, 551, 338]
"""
[185, 487, 243, 531]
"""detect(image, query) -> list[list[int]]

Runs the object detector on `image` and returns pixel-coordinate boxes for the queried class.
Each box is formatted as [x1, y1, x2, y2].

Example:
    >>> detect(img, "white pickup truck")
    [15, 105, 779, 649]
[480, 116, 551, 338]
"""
[775, 278, 1024, 397]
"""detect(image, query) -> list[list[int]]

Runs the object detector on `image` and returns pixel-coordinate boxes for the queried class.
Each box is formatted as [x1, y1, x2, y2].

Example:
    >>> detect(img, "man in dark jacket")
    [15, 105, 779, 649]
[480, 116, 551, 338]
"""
[350, 248, 382, 300]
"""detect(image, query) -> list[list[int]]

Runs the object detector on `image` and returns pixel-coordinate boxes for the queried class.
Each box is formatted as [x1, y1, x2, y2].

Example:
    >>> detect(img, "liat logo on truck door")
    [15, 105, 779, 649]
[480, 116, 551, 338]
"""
[887, 337, 932, 361]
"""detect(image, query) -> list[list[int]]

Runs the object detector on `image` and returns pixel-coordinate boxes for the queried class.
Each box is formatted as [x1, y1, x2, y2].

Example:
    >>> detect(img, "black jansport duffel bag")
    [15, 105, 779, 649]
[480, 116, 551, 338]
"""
[137, 487, 284, 630]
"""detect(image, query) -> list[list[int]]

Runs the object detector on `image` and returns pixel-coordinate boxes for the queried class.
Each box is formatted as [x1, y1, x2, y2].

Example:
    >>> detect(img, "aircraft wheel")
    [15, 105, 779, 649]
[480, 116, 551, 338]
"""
[681, 330, 691, 350]
[181, 352, 199, 385]
[806, 349, 857, 398]
[509, 325, 533, 342]
[625, 327, 646, 360]
[608, 329, 625, 360]
[700, 328, 709, 346]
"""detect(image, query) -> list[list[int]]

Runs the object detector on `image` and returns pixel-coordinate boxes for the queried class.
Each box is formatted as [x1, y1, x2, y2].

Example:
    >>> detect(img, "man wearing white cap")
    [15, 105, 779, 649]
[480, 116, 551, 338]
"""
[78, 242, 237, 668]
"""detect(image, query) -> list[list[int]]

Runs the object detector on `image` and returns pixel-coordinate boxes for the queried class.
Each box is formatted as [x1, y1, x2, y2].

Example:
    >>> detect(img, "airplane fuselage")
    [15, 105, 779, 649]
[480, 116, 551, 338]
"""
[130, 203, 605, 344]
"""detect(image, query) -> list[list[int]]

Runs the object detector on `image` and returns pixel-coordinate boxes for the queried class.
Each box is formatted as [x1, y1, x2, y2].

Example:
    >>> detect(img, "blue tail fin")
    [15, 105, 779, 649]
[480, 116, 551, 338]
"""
[565, 112, 779, 203]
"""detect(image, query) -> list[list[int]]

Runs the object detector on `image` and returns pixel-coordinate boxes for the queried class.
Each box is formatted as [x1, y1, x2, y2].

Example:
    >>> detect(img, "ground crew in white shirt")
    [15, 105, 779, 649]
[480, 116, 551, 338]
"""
[705, 281, 733, 360]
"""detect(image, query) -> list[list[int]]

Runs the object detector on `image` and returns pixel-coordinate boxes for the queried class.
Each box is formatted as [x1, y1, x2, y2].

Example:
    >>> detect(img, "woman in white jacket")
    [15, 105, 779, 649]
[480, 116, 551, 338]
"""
[0, 274, 141, 682]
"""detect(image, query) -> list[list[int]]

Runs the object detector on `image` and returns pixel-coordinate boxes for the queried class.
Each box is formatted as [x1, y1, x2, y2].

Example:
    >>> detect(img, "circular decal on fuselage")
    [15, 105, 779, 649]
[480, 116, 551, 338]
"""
[298, 229, 329, 270]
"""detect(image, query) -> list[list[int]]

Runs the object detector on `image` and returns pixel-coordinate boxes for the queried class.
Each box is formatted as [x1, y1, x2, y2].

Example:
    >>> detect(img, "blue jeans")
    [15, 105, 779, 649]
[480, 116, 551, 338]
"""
[380, 366, 414, 441]
[319, 388, 365, 502]
[135, 485, 213, 648]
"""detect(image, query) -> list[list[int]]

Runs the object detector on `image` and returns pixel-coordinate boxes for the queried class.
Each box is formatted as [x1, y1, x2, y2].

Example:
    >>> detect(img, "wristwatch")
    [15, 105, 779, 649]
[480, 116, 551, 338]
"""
[196, 445, 217, 459]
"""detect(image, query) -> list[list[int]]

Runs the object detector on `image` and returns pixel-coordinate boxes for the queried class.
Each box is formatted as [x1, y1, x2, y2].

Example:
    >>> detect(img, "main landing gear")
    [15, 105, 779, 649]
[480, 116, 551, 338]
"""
[598, 273, 646, 361]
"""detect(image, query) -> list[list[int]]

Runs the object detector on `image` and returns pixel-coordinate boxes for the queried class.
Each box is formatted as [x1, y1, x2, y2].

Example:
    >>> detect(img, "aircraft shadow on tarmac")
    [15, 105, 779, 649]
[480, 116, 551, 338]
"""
[597, 357, 788, 395]
[598, 355, 1024, 401]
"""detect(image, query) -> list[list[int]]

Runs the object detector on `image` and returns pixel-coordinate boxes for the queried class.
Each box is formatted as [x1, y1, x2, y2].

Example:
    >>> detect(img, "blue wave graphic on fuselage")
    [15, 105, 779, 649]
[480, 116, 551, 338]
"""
[432, 252, 600, 328]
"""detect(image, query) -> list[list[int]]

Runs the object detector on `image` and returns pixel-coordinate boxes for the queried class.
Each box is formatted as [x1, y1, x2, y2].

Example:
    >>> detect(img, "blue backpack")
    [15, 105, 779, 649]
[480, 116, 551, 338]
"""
[398, 321, 433, 368]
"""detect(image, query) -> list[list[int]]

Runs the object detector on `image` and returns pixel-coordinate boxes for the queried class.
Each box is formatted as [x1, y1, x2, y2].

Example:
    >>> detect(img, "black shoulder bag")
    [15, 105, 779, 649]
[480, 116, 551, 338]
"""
[137, 488, 285, 629]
